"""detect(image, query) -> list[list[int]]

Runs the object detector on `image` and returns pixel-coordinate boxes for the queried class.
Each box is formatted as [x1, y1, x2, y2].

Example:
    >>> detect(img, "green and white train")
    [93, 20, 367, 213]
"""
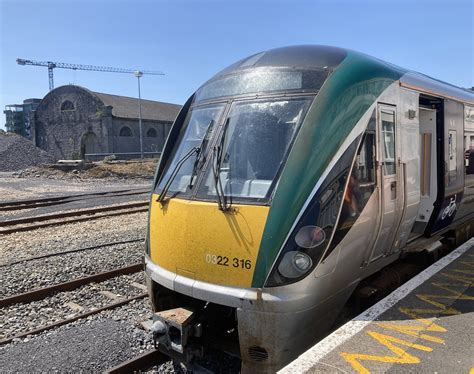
[145, 45, 474, 372]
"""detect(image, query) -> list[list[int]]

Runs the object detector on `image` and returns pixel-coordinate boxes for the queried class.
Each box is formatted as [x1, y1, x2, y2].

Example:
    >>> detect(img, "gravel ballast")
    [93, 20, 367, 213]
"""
[1, 272, 146, 340]
[0, 133, 55, 172]
[0, 316, 152, 372]
[0, 298, 155, 372]
[0, 211, 147, 265]
[0, 241, 143, 298]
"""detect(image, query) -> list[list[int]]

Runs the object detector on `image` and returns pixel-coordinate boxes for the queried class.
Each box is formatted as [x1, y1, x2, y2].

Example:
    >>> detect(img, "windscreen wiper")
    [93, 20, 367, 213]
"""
[212, 118, 231, 211]
[157, 146, 199, 204]
[189, 120, 214, 189]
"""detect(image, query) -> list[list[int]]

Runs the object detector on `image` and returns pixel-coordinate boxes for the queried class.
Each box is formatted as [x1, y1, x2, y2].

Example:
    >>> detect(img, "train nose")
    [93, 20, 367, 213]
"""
[148, 195, 270, 288]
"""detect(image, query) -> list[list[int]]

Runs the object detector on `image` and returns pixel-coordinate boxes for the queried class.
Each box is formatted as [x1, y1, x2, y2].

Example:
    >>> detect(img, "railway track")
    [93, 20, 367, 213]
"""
[0, 201, 149, 234]
[0, 263, 147, 345]
[0, 238, 144, 267]
[0, 263, 143, 308]
[0, 292, 148, 346]
[105, 350, 169, 374]
[0, 188, 158, 370]
[0, 188, 150, 211]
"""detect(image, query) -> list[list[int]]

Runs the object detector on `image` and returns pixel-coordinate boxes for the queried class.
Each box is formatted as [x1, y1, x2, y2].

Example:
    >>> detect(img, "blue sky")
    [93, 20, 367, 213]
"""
[1, 0, 473, 130]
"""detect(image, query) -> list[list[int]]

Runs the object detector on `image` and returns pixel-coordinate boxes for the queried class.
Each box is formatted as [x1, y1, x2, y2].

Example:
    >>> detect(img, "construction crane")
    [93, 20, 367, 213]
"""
[16, 58, 164, 91]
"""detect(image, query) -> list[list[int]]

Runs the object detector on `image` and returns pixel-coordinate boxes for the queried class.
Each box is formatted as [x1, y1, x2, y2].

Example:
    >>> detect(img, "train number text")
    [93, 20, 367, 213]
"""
[205, 254, 252, 269]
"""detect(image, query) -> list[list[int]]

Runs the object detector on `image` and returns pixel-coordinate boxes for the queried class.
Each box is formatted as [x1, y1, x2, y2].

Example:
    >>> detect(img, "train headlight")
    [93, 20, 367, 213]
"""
[266, 223, 331, 287]
[277, 251, 313, 278]
[295, 225, 326, 248]
[294, 252, 312, 270]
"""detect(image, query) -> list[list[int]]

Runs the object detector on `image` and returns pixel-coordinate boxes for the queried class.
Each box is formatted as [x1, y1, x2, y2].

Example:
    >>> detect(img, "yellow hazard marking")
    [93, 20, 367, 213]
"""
[340, 331, 432, 374]
[376, 322, 445, 344]
[430, 283, 474, 300]
[440, 272, 473, 285]
[415, 294, 461, 315]
[397, 308, 447, 331]
[148, 194, 269, 288]
[450, 268, 474, 275]
[339, 263, 473, 374]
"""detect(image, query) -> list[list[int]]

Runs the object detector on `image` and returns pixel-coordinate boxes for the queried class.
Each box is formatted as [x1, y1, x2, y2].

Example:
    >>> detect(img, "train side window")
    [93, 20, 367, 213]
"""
[421, 133, 432, 196]
[448, 130, 457, 171]
[381, 110, 396, 175]
[327, 113, 377, 251]
[345, 130, 376, 220]
[355, 133, 376, 191]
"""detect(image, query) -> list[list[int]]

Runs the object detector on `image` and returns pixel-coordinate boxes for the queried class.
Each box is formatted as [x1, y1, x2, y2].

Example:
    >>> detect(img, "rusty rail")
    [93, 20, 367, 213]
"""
[0, 238, 145, 267]
[0, 263, 143, 308]
[105, 349, 169, 373]
[0, 204, 149, 235]
[0, 201, 148, 226]
[0, 293, 148, 346]
[0, 188, 149, 211]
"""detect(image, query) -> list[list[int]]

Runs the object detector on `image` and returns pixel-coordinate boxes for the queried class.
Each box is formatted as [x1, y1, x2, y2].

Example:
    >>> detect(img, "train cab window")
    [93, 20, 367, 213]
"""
[381, 110, 396, 175]
[196, 98, 312, 203]
[156, 104, 225, 196]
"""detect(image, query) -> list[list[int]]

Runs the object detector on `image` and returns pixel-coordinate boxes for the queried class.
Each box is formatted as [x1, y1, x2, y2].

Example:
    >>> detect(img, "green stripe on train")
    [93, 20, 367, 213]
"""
[251, 51, 405, 288]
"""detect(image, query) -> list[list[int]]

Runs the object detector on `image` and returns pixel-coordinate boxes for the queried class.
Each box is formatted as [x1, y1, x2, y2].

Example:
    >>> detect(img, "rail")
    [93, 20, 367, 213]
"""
[0, 188, 149, 211]
[0, 263, 143, 308]
[0, 202, 149, 234]
[105, 350, 169, 373]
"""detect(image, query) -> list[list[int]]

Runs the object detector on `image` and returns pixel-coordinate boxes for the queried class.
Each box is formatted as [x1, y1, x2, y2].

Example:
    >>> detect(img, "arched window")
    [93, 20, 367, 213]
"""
[119, 126, 132, 137]
[146, 128, 157, 137]
[61, 100, 75, 111]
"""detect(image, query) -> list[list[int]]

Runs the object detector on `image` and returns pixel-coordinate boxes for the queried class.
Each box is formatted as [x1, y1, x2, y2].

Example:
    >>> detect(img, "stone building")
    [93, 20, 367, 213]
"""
[30, 85, 181, 160]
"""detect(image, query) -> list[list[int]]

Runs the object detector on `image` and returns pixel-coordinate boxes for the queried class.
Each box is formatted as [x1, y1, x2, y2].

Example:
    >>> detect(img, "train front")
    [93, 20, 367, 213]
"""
[144, 46, 398, 372]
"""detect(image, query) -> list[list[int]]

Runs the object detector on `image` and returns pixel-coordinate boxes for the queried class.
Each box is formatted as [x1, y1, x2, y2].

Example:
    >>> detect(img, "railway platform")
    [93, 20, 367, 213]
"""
[280, 238, 474, 374]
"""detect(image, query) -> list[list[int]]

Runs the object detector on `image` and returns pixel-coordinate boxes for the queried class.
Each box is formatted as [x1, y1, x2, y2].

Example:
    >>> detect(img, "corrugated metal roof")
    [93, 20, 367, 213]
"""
[93, 91, 182, 122]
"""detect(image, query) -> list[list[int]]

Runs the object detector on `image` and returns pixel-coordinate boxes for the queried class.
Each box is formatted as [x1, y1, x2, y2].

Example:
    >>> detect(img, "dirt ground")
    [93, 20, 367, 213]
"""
[12, 159, 159, 181]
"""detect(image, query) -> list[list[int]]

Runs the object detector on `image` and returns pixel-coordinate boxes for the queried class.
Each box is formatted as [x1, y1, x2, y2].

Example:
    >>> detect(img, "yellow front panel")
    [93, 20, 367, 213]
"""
[149, 194, 269, 288]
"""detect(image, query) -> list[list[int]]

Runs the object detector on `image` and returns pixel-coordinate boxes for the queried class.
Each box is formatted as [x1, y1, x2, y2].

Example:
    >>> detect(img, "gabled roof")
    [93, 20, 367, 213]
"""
[93, 91, 181, 122]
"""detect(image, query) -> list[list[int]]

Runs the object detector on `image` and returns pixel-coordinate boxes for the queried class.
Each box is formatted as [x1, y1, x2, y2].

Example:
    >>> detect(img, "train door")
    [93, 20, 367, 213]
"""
[412, 108, 438, 234]
[368, 104, 404, 262]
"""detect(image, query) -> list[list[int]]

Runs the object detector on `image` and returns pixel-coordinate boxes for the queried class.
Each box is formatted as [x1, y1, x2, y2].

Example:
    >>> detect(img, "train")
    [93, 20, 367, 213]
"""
[144, 45, 474, 372]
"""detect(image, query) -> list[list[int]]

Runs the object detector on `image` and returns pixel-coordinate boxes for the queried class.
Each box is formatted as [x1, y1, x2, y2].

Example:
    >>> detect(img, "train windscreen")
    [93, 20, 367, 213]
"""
[196, 97, 312, 203]
[155, 97, 312, 204]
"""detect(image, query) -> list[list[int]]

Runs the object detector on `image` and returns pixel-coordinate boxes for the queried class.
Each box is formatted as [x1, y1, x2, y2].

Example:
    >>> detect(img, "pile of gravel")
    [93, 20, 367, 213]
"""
[0, 132, 54, 171]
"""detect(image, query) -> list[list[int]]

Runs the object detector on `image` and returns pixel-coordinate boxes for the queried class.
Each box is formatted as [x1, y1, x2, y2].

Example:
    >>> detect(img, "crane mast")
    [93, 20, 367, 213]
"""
[16, 58, 164, 91]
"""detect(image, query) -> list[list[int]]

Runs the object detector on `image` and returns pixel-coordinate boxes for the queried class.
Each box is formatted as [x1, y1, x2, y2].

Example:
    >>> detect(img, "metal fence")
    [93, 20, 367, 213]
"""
[84, 152, 161, 161]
